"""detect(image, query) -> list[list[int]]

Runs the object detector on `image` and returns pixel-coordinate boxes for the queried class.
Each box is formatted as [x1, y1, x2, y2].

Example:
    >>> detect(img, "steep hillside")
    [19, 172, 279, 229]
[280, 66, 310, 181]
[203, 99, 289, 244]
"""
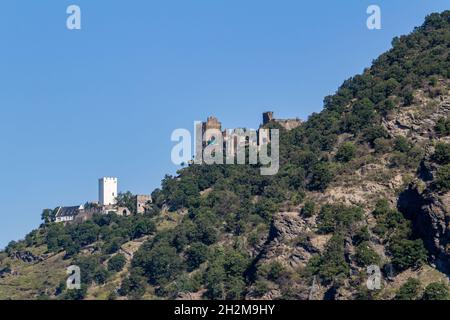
[1, 11, 450, 301]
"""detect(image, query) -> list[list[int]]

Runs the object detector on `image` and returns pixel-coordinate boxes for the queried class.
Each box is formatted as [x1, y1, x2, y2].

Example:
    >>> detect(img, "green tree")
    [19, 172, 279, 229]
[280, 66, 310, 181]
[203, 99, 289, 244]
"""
[393, 136, 411, 153]
[133, 242, 184, 286]
[108, 254, 127, 272]
[93, 268, 110, 284]
[422, 282, 449, 300]
[395, 278, 421, 300]
[185, 242, 208, 271]
[41, 208, 58, 224]
[118, 271, 147, 299]
[435, 117, 450, 136]
[308, 162, 335, 191]
[390, 239, 427, 271]
[305, 235, 350, 284]
[355, 242, 380, 267]
[433, 143, 450, 165]
[301, 201, 316, 218]
[116, 191, 137, 214]
[336, 142, 357, 162]
[131, 217, 156, 239]
[436, 164, 450, 191]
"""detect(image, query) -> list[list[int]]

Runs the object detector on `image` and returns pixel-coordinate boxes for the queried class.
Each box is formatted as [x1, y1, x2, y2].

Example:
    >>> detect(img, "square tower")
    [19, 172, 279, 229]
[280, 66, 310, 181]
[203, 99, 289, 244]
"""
[99, 177, 118, 206]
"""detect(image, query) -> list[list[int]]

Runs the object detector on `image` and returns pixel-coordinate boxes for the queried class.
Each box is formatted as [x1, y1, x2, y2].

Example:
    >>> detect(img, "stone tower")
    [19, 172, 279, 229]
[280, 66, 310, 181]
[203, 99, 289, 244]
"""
[99, 177, 118, 206]
[202, 116, 222, 146]
[263, 111, 274, 125]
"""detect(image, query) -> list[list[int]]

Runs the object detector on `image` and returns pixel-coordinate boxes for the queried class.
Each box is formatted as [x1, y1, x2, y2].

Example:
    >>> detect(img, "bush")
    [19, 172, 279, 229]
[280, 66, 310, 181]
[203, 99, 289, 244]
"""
[393, 136, 411, 153]
[108, 254, 127, 272]
[301, 201, 316, 218]
[395, 278, 421, 300]
[363, 125, 389, 145]
[317, 204, 364, 234]
[203, 248, 250, 299]
[336, 142, 356, 162]
[422, 282, 449, 300]
[102, 238, 122, 254]
[373, 138, 392, 154]
[403, 92, 415, 106]
[433, 143, 450, 164]
[93, 268, 110, 284]
[185, 242, 208, 271]
[63, 285, 88, 300]
[390, 239, 427, 271]
[317, 235, 349, 283]
[436, 164, 450, 191]
[133, 242, 184, 286]
[435, 117, 450, 136]
[390, 146, 424, 169]
[355, 242, 380, 267]
[308, 163, 335, 191]
[74, 255, 103, 285]
[118, 271, 147, 299]
[253, 280, 269, 297]
[131, 217, 156, 239]
[267, 262, 284, 281]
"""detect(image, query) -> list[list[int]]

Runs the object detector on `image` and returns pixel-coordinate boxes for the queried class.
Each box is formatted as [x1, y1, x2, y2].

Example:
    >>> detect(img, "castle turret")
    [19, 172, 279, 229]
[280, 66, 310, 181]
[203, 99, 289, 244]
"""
[263, 111, 274, 125]
[99, 177, 118, 206]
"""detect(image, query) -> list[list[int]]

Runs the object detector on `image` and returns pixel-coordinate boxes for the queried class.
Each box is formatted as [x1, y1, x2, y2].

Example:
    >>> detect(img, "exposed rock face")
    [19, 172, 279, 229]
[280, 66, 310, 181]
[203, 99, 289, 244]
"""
[263, 212, 318, 269]
[0, 266, 12, 278]
[404, 190, 450, 274]
[383, 94, 450, 143]
[245, 212, 321, 300]
[10, 251, 47, 263]
[386, 92, 450, 275]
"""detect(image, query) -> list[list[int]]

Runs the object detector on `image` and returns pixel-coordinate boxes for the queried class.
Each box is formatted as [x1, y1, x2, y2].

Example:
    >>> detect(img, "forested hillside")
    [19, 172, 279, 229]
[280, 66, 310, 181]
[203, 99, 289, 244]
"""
[1, 11, 450, 300]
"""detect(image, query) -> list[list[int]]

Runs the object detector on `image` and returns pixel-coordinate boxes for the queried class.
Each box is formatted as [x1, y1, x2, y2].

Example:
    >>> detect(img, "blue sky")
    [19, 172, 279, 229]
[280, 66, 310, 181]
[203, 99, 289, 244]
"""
[0, 0, 448, 248]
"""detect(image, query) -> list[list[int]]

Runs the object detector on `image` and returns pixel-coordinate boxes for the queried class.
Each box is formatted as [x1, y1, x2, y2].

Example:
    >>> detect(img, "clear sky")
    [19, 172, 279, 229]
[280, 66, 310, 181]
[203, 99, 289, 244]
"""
[0, 0, 448, 248]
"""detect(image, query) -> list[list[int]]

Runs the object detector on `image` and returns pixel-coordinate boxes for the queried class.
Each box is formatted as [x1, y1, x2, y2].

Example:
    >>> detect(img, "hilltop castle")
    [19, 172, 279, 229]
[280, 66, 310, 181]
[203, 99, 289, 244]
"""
[198, 111, 302, 156]
[54, 177, 152, 223]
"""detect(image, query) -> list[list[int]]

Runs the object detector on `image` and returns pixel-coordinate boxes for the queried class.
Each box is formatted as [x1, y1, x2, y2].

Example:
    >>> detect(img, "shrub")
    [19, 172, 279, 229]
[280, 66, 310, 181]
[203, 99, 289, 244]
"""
[422, 282, 449, 300]
[436, 164, 450, 191]
[393, 136, 411, 153]
[308, 162, 335, 191]
[352, 227, 370, 246]
[204, 248, 250, 299]
[373, 138, 392, 154]
[118, 271, 147, 299]
[133, 242, 184, 286]
[108, 254, 127, 272]
[433, 143, 450, 164]
[395, 278, 421, 300]
[317, 235, 350, 283]
[253, 280, 269, 297]
[363, 125, 389, 145]
[267, 261, 284, 281]
[301, 201, 316, 218]
[185, 242, 208, 271]
[390, 239, 427, 271]
[435, 117, 450, 136]
[355, 242, 380, 267]
[336, 142, 357, 162]
[390, 146, 424, 169]
[317, 204, 364, 234]
[93, 268, 110, 284]
[403, 92, 415, 106]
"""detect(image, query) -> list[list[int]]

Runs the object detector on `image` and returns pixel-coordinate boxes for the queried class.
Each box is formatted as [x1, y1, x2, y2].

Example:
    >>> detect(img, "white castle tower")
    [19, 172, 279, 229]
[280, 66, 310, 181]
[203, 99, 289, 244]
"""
[99, 177, 118, 206]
